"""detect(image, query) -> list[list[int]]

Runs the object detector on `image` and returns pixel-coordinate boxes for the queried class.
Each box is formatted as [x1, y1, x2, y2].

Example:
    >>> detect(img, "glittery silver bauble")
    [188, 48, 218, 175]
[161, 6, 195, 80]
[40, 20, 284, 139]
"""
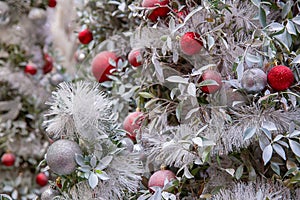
[50, 73, 64, 86]
[28, 8, 47, 25]
[0, 1, 10, 26]
[41, 187, 60, 200]
[120, 137, 134, 152]
[46, 139, 82, 175]
[133, 144, 147, 162]
[241, 68, 267, 93]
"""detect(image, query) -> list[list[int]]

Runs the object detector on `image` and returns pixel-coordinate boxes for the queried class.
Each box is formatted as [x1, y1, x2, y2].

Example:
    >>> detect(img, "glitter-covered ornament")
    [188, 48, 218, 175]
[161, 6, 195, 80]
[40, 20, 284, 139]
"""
[24, 64, 37, 75]
[199, 70, 222, 94]
[119, 137, 134, 152]
[267, 65, 294, 91]
[43, 54, 54, 74]
[128, 49, 143, 67]
[123, 111, 144, 141]
[78, 29, 93, 45]
[241, 68, 267, 93]
[148, 169, 176, 191]
[1, 152, 15, 167]
[46, 139, 82, 175]
[91, 51, 118, 83]
[48, 0, 57, 8]
[41, 187, 60, 200]
[180, 32, 203, 56]
[50, 73, 64, 86]
[142, 0, 170, 21]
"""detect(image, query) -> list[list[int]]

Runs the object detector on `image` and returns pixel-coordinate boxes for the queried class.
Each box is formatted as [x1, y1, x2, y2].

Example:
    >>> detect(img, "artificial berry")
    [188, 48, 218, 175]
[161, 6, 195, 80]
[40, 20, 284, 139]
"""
[24, 65, 37, 75]
[199, 70, 222, 94]
[78, 29, 93, 45]
[142, 0, 170, 21]
[123, 111, 144, 141]
[1, 152, 15, 167]
[43, 54, 53, 74]
[48, 0, 57, 8]
[128, 49, 143, 67]
[267, 65, 294, 91]
[180, 32, 203, 56]
[36, 172, 48, 187]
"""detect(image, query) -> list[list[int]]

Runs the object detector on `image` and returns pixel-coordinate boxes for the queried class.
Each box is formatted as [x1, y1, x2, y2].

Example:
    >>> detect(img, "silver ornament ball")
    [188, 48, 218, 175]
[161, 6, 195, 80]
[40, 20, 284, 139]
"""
[28, 8, 47, 25]
[50, 74, 64, 86]
[0, 1, 10, 26]
[46, 139, 82, 175]
[120, 137, 134, 152]
[41, 187, 60, 200]
[241, 68, 267, 93]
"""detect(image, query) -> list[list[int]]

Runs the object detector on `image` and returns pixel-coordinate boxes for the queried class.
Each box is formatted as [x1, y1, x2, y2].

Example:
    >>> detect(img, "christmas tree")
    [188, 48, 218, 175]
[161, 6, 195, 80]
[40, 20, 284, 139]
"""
[1, 0, 300, 200]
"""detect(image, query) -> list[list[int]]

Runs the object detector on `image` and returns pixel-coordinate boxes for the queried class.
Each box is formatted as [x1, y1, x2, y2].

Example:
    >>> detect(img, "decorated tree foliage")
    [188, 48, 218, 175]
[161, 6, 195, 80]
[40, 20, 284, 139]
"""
[1, 0, 300, 200]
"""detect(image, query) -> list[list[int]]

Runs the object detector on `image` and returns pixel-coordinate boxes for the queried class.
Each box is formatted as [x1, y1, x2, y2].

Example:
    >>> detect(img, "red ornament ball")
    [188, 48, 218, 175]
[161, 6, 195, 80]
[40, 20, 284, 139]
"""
[1, 152, 15, 167]
[267, 65, 294, 91]
[123, 111, 144, 141]
[128, 49, 143, 67]
[148, 169, 176, 191]
[43, 54, 53, 74]
[91, 51, 118, 83]
[24, 65, 37, 75]
[199, 70, 222, 94]
[36, 172, 48, 187]
[180, 32, 203, 56]
[142, 0, 170, 21]
[78, 29, 93, 45]
[48, 0, 57, 8]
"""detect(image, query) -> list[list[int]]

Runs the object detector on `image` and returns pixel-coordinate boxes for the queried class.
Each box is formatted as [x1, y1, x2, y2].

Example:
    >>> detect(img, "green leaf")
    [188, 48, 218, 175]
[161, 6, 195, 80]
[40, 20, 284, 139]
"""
[243, 127, 257, 140]
[260, 127, 272, 140]
[272, 143, 286, 160]
[289, 139, 300, 157]
[225, 168, 235, 177]
[176, 101, 183, 122]
[270, 162, 281, 175]
[263, 144, 273, 165]
[236, 61, 244, 81]
[166, 76, 189, 84]
[251, 0, 261, 7]
[192, 137, 203, 146]
[283, 167, 297, 178]
[267, 22, 284, 32]
[259, 6, 267, 27]
[282, 1, 293, 19]
[187, 83, 196, 97]
[245, 53, 260, 63]
[235, 165, 244, 180]
[202, 146, 212, 163]
[184, 166, 194, 179]
[286, 20, 297, 35]
[292, 54, 300, 64]
[90, 155, 97, 168]
[292, 15, 300, 25]
[198, 79, 219, 87]
[273, 29, 292, 50]
[207, 34, 215, 50]
[88, 173, 99, 189]
[139, 92, 154, 99]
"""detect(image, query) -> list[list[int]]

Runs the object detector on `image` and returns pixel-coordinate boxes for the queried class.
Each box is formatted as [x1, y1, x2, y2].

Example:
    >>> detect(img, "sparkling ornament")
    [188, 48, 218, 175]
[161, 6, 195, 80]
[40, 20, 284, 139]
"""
[142, 0, 170, 21]
[0, 1, 10, 26]
[50, 73, 64, 86]
[133, 144, 147, 162]
[199, 70, 222, 94]
[46, 139, 82, 175]
[148, 168, 176, 191]
[180, 32, 203, 56]
[128, 49, 143, 67]
[78, 29, 93, 44]
[241, 68, 267, 93]
[28, 8, 47, 25]
[1, 152, 15, 167]
[41, 187, 60, 200]
[36, 172, 48, 187]
[267, 65, 294, 91]
[43, 54, 54, 74]
[123, 111, 144, 141]
[91, 51, 118, 83]
[24, 64, 37, 75]
[120, 137, 134, 152]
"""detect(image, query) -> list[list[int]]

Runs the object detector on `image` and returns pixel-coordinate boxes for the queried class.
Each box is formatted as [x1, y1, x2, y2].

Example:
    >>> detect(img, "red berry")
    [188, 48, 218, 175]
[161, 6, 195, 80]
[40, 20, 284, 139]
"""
[199, 70, 222, 94]
[48, 0, 57, 8]
[78, 29, 93, 45]
[267, 65, 294, 91]
[24, 65, 37, 75]
[142, 0, 170, 21]
[1, 153, 15, 167]
[180, 32, 203, 56]
[123, 112, 144, 141]
[148, 169, 176, 191]
[36, 172, 48, 187]
[91, 51, 118, 83]
[128, 49, 143, 67]
[174, 8, 189, 22]
[43, 54, 53, 74]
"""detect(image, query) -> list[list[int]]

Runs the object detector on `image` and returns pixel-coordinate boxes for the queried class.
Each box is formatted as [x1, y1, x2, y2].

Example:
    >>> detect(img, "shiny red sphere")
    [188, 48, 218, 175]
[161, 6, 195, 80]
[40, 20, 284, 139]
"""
[128, 49, 143, 67]
[78, 29, 93, 45]
[24, 65, 37, 75]
[267, 65, 294, 91]
[36, 173, 48, 187]
[1, 153, 15, 167]
[199, 70, 222, 94]
[180, 32, 203, 56]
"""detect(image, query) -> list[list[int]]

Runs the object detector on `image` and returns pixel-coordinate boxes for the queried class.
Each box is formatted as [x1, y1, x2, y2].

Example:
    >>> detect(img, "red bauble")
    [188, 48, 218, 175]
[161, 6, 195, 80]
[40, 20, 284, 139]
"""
[267, 65, 294, 91]
[43, 54, 54, 74]
[128, 49, 143, 67]
[123, 111, 144, 141]
[148, 169, 176, 191]
[91, 51, 118, 83]
[48, 0, 57, 8]
[1, 153, 15, 167]
[36, 172, 48, 187]
[142, 0, 170, 21]
[174, 8, 189, 22]
[78, 29, 93, 45]
[24, 65, 37, 75]
[180, 32, 203, 56]
[199, 70, 222, 94]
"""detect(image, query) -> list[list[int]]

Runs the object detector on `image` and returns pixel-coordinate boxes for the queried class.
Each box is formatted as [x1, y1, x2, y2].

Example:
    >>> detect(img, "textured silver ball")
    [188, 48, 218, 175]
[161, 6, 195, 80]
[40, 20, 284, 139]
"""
[241, 68, 267, 93]
[46, 139, 82, 175]
[120, 138, 134, 152]
[50, 74, 64, 86]
[28, 8, 47, 25]
[41, 187, 60, 200]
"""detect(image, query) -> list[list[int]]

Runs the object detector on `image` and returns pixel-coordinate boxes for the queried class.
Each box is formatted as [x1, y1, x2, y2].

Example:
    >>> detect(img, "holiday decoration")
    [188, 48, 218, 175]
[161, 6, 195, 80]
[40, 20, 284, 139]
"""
[43, 54, 54, 74]
[41, 187, 60, 200]
[28, 8, 47, 26]
[119, 137, 134, 152]
[128, 49, 143, 67]
[141, 0, 170, 21]
[1, 152, 15, 167]
[148, 168, 176, 191]
[267, 65, 294, 91]
[36, 172, 48, 187]
[180, 32, 203, 55]
[0, 1, 10, 26]
[123, 111, 144, 141]
[199, 70, 222, 94]
[48, 0, 57, 8]
[46, 139, 82, 175]
[78, 29, 93, 45]
[241, 68, 267, 93]
[91, 51, 118, 83]
[24, 64, 37, 75]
